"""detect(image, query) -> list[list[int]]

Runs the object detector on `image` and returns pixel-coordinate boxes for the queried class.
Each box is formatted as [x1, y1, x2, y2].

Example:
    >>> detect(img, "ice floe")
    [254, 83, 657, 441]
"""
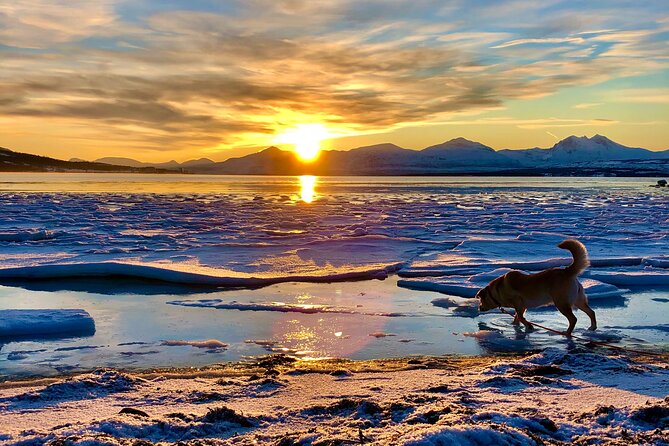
[0, 230, 56, 242]
[0, 261, 401, 287]
[399, 276, 624, 300]
[0, 309, 95, 338]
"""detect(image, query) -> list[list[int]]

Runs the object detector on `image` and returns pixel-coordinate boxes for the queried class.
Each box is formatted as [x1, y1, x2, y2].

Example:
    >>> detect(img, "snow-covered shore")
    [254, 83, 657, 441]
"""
[1, 348, 667, 445]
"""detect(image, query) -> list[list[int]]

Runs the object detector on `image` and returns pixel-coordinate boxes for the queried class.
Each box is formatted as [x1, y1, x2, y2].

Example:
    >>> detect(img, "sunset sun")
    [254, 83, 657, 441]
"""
[276, 124, 331, 162]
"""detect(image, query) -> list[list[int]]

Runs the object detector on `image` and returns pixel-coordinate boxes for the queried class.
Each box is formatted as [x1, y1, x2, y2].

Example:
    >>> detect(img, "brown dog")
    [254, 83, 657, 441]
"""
[475, 239, 597, 336]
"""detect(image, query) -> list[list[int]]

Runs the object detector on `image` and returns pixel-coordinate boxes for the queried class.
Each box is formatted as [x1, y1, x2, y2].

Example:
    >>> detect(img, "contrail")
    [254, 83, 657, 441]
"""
[546, 131, 559, 141]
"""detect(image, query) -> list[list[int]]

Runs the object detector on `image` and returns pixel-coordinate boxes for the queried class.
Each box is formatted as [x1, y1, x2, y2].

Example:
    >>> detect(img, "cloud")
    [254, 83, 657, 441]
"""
[0, 1, 118, 48]
[435, 117, 621, 129]
[0, 0, 667, 158]
[492, 37, 585, 49]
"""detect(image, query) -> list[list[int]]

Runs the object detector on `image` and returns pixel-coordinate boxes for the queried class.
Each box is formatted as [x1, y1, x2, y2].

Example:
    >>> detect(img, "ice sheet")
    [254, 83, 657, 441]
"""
[0, 182, 667, 290]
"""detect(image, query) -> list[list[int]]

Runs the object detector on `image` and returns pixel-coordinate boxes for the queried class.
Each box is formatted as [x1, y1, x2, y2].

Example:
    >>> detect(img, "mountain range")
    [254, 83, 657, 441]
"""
[3, 135, 668, 175]
[177, 134, 669, 175]
[0, 147, 174, 174]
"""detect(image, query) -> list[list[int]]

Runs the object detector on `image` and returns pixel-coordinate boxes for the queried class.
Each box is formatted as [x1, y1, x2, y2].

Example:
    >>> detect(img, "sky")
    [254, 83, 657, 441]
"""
[0, 0, 668, 162]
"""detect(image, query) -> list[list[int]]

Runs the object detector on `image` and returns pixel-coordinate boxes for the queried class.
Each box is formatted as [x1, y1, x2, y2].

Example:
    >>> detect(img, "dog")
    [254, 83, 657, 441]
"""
[475, 239, 596, 336]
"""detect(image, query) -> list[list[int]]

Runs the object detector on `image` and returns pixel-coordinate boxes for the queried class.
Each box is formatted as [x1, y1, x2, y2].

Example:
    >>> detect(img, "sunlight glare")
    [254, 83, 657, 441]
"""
[299, 175, 317, 203]
[276, 124, 330, 162]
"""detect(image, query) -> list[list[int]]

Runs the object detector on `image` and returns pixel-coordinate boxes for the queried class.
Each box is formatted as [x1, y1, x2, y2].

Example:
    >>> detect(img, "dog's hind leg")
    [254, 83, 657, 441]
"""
[556, 303, 577, 336]
[575, 286, 597, 331]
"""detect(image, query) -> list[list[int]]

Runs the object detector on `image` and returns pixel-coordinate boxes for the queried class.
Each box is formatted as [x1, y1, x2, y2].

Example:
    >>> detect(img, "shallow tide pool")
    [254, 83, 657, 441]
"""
[1, 277, 667, 378]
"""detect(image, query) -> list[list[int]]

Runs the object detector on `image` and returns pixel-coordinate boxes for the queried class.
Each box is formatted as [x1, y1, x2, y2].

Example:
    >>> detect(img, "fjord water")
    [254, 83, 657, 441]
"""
[0, 173, 667, 377]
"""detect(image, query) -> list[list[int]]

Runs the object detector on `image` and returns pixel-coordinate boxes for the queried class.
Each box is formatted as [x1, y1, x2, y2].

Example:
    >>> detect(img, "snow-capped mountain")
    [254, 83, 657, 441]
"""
[501, 135, 669, 166]
[421, 137, 517, 167]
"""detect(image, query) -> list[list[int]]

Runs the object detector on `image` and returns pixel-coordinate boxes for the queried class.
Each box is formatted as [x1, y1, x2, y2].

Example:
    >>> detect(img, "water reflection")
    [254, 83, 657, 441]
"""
[299, 175, 317, 203]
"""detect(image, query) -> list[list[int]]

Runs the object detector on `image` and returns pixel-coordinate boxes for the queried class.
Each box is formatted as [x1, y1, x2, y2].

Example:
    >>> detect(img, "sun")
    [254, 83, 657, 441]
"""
[275, 124, 331, 162]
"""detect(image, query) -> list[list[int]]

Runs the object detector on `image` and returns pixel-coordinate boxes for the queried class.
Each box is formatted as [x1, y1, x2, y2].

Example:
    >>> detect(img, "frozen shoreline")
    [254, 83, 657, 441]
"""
[1, 349, 667, 445]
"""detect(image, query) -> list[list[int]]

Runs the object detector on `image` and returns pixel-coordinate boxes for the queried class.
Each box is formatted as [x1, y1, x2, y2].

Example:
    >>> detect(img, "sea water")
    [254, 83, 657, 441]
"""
[0, 174, 667, 377]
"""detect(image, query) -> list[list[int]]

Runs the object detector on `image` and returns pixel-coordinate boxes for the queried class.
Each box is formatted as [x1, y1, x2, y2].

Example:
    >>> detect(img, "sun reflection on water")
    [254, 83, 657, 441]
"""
[299, 175, 317, 203]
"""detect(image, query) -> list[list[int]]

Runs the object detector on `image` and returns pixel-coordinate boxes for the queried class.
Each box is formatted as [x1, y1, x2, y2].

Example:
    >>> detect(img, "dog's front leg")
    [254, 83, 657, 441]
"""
[513, 306, 533, 330]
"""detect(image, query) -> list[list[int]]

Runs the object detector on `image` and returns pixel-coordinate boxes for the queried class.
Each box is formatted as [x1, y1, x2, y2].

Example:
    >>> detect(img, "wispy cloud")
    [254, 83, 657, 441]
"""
[492, 37, 585, 49]
[573, 103, 601, 109]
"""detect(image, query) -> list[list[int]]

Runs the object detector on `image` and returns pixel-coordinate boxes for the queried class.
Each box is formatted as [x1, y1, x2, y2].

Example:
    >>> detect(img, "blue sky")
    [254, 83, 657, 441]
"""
[0, 0, 667, 161]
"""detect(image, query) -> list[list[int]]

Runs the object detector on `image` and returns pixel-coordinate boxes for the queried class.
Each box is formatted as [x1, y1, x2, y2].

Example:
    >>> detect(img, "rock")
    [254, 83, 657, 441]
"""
[119, 407, 149, 417]
[657, 179, 667, 187]
[630, 404, 669, 427]
[513, 365, 573, 377]
[202, 406, 254, 427]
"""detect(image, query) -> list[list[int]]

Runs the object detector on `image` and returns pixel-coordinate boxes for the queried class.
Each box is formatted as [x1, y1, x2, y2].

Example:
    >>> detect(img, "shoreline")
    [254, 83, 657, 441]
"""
[1, 349, 668, 445]
[0, 353, 513, 388]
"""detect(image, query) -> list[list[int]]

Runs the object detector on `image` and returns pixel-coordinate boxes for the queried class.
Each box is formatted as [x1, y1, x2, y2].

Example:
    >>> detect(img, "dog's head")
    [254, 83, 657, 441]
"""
[475, 277, 503, 312]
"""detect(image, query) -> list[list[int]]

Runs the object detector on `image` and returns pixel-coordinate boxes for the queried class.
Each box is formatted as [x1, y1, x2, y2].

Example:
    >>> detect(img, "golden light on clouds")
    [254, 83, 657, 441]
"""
[275, 124, 332, 162]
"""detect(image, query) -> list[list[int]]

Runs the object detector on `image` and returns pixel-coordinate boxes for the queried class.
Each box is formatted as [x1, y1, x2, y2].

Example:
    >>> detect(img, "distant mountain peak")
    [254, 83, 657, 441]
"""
[424, 137, 494, 153]
[591, 134, 614, 144]
[447, 137, 478, 144]
[557, 134, 618, 148]
[348, 143, 407, 153]
[262, 146, 282, 153]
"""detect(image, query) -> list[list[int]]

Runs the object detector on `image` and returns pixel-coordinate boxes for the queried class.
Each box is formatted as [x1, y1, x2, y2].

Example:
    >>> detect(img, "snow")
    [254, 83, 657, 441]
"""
[0, 309, 95, 338]
[501, 134, 669, 166]
[0, 349, 667, 445]
[401, 424, 536, 445]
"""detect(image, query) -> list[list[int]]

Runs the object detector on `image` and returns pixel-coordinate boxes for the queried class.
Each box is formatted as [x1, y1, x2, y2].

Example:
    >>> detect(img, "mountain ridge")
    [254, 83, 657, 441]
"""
[5, 135, 669, 175]
[0, 147, 176, 174]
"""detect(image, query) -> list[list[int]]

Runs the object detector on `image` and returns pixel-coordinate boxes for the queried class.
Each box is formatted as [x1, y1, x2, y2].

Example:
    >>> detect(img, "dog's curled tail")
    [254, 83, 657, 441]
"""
[558, 239, 589, 276]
